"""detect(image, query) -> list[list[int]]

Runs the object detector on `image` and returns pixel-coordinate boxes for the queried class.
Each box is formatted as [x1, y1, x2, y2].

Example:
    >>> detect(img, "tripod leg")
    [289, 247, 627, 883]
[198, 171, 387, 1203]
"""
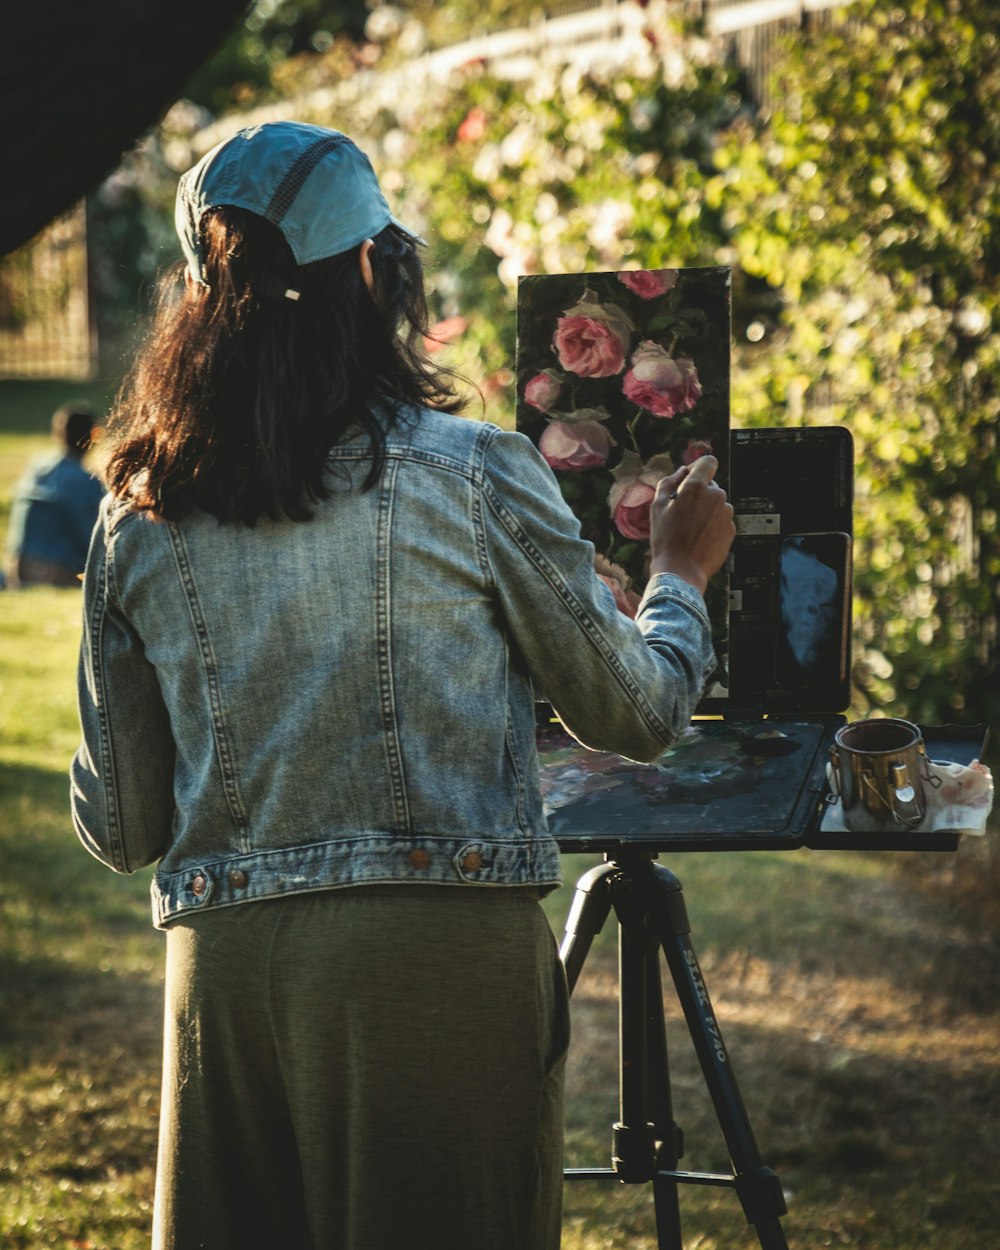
[607, 867, 684, 1250]
[646, 864, 789, 1250]
[611, 883, 658, 1184]
[644, 955, 684, 1250]
[558, 861, 615, 994]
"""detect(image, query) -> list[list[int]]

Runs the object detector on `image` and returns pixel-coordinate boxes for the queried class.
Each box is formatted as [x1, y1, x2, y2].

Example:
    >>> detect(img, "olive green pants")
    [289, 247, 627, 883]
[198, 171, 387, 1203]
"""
[153, 886, 569, 1250]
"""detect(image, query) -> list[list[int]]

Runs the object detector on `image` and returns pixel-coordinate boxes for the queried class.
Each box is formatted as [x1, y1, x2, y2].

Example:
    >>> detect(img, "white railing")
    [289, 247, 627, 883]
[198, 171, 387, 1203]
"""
[183, 0, 850, 160]
[389, 1, 844, 72]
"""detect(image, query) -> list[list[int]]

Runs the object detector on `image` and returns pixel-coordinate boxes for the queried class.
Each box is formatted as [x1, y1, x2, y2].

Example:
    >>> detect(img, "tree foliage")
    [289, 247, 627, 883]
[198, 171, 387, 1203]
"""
[180, 1, 559, 111]
[711, 0, 999, 725]
[338, 2, 998, 724]
[354, 34, 748, 411]
[181, 1, 370, 110]
[111, 0, 998, 728]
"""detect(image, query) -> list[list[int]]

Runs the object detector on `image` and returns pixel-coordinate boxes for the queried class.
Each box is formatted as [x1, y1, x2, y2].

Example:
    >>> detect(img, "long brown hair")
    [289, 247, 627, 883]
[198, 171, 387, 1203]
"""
[104, 208, 465, 524]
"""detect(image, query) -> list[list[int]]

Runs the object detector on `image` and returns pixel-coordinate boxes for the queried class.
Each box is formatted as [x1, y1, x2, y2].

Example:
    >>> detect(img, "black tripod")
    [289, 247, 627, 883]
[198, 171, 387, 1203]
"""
[559, 849, 789, 1249]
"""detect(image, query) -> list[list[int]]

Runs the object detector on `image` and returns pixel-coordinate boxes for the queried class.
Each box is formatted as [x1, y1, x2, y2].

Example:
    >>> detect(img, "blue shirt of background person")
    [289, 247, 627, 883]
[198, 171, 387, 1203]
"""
[4, 404, 105, 588]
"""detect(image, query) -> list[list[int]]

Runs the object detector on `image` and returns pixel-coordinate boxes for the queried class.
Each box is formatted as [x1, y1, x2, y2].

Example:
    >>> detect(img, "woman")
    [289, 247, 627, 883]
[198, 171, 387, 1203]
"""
[71, 121, 734, 1250]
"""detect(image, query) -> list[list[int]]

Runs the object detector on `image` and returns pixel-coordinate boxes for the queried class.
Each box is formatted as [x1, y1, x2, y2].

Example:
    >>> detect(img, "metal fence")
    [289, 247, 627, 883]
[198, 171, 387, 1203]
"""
[696, 0, 846, 108]
[381, 0, 847, 101]
[0, 203, 95, 381]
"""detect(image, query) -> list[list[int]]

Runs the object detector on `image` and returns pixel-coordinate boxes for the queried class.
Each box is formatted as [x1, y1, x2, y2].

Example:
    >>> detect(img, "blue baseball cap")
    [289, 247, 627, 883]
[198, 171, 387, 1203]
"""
[175, 121, 421, 286]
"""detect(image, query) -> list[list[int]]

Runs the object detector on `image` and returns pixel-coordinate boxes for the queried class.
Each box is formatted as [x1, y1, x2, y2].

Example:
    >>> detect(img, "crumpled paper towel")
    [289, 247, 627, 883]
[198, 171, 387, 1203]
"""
[821, 758, 994, 836]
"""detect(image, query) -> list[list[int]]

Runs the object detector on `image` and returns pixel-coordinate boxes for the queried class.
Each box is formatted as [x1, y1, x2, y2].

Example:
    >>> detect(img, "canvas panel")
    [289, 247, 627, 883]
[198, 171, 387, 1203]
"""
[516, 266, 731, 701]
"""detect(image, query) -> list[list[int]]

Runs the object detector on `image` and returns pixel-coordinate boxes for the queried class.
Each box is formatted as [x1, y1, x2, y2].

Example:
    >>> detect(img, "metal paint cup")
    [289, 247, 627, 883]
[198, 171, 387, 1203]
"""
[830, 718, 928, 832]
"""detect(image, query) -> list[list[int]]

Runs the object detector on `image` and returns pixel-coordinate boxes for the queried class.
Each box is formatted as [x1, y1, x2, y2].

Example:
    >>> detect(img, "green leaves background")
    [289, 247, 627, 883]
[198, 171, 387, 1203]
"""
[113, 0, 998, 728]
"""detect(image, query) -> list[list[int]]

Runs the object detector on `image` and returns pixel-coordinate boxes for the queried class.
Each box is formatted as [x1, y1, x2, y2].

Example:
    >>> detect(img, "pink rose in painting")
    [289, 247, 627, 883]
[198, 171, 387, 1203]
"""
[600, 576, 640, 618]
[524, 370, 562, 412]
[539, 420, 616, 471]
[554, 316, 626, 378]
[608, 451, 675, 540]
[682, 439, 713, 465]
[595, 554, 641, 619]
[623, 341, 702, 418]
[612, 481, 656, 539]
[616, 270, 678, 300]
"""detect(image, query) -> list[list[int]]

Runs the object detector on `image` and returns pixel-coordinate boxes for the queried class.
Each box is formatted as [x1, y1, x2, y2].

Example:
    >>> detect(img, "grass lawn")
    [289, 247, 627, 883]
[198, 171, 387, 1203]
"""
[2, 380, 998, 1248]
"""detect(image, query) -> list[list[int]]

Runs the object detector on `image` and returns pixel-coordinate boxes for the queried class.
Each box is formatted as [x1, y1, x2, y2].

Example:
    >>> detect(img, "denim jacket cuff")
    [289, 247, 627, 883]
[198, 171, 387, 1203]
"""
[639, 572, 711, 621]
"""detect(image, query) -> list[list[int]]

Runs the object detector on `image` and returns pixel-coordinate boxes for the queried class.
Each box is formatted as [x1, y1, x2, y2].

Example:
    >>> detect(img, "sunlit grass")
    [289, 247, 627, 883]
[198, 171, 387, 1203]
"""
[551, 842, 1000, 1249]
[0, 584, 163, 1250]
[2, 391, 998, 1249]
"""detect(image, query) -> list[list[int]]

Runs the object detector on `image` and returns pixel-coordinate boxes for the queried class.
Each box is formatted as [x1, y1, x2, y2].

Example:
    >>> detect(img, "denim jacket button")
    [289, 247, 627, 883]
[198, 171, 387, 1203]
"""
[229, 869, 247, 889]
[408, 849, 431, 870]
[191, 875, 207, 896]
[461, 851, 483, 873]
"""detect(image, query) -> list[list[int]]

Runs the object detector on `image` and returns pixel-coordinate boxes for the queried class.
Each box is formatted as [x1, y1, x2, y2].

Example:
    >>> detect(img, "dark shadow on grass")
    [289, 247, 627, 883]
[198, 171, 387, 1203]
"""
[1, 759, 162, 1064]
[735, 1022, 1000, 1237]
[0, 948, 162, 1059]
[0, 759, 153, 926]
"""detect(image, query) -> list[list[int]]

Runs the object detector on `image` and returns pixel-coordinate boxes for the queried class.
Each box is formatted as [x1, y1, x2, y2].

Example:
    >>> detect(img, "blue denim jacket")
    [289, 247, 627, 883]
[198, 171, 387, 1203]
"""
[71, 410, 715, 928]
[6, 452, 105, 571]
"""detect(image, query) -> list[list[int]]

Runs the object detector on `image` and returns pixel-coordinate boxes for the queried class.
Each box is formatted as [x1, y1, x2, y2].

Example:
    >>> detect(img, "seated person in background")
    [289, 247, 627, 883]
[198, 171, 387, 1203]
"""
[4, 403, 105, 588]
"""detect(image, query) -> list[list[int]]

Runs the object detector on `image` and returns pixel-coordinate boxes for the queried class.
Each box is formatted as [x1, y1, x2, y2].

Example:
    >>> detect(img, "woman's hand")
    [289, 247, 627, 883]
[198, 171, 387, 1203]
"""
[648, 455, 735, 596]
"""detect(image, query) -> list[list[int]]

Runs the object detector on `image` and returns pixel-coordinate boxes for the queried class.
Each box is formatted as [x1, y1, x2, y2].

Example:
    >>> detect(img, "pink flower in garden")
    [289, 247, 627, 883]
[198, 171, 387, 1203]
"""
[524, 370, 563, 412]
[616, 270, 678, 300]
[682, 439, 713, 465]
[423, 316, 467, 355]
[608, 451, 675, 541]
[554, 316, 627, 378]
[539, 420, 616, 471]
[456, 106, 488, 143]
[595, 554, 641, 619]
[623, 341, 702, 418]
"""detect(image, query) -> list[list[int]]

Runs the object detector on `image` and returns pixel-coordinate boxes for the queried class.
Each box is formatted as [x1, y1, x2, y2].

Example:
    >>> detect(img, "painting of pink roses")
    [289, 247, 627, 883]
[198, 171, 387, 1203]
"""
[517, 266, 730, 695]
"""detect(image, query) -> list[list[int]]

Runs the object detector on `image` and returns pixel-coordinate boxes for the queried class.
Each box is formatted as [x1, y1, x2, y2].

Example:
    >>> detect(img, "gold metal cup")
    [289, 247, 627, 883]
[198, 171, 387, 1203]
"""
[830, 718, 928, 832]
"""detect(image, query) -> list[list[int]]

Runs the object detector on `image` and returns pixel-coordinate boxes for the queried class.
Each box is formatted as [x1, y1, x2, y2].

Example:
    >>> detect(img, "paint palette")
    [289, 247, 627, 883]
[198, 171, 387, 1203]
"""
[537, 715, 838, 851]
[537, 714, 985, 852]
